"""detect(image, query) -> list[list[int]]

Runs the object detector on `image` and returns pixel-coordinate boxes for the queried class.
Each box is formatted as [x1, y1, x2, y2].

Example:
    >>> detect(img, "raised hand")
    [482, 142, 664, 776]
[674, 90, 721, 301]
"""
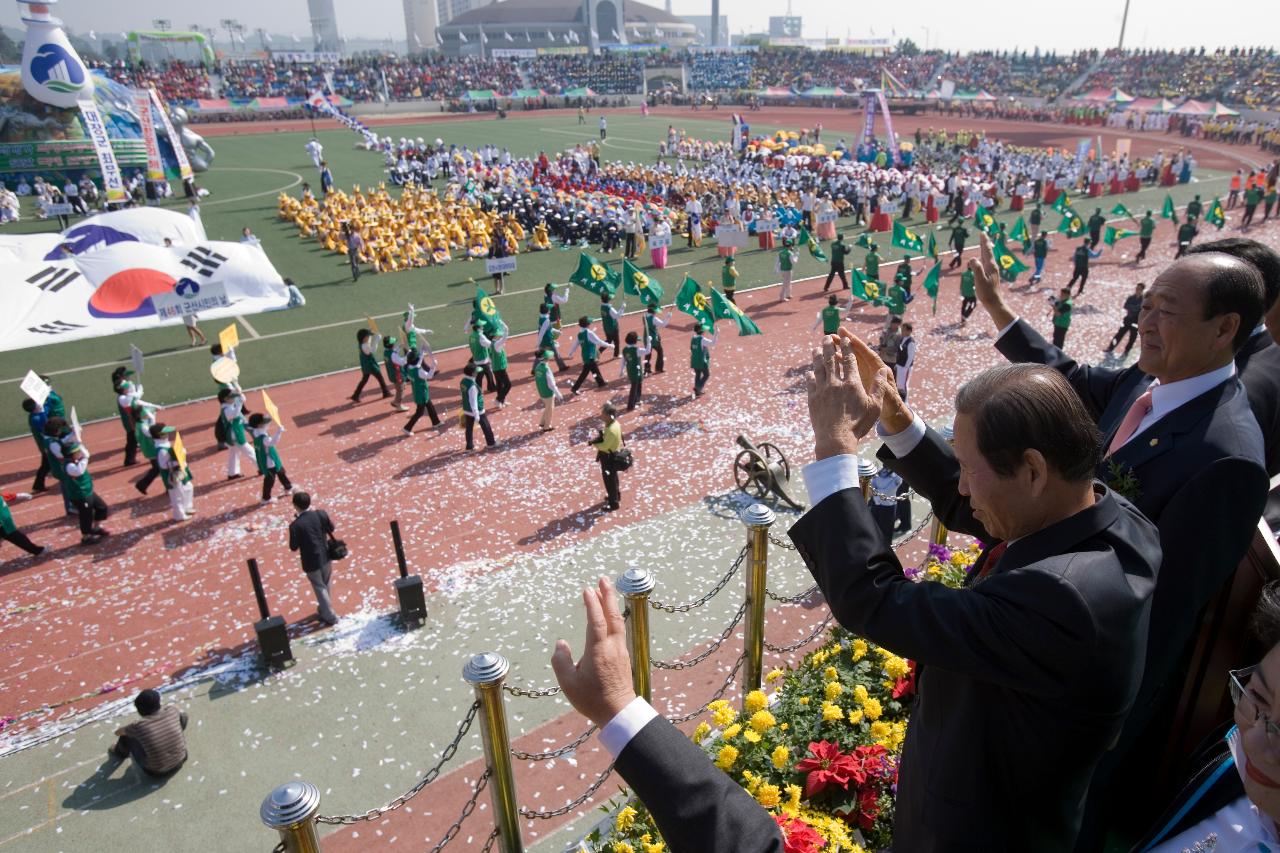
[807, 333, 885, 461]
[551, 577, 638, 727]
[836, 328, 913, 434]
[968, 233, 1016, 329]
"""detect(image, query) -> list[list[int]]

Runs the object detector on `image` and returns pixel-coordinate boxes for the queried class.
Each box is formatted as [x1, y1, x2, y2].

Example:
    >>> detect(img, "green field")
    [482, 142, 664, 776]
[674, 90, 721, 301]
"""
[0, 112, 1228, 439]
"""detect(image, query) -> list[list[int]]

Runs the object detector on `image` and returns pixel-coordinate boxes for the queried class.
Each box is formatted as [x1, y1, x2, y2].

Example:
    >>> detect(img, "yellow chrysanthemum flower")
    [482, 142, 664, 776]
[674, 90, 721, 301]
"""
[863, 697, 883, 721]
[755, 784, 782, 809]
[712, 705, 737, 727]
[692, 722, 711, 743]
[847, 708, 864, 725]
[722, 724, 742, 740]
[779, 722, 789, 731]
[821, 702, 844, 722]
[771, 744, 790, 770]
[743, 729, 762, 744]
[853, 684, 870, 704]
[823, 666, 839, 682]
[715, 745, 739, 771]
[744, 690, 768, 713]
[749, 709, 777, 732]
[765, 668, 785, 683]
[784, 784, 803, 816]
[616, 806, 638, 833]
[824, 681, 843, 701]
[883, 655, 909, 680]
[798, 696, 810, 705]
[870, 720, 892, 743]
[851, 639, 868, 661]
[643, 843, 664, 853]
[611, 842, 635, 853]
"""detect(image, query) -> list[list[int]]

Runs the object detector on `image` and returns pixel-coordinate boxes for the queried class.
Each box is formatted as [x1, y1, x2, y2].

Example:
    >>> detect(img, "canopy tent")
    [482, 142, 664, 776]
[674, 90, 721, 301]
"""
[1074, 87, 1116, 102]
[194, 98, 234, 112]
[1123, 97, 1178, 113]
[507, 88, 546, 98]
[1212, 101, 1241, 117]
[751, 86, 794, 97]
[798, 86, 848, 97]
[951, 89, 996, 101]
[562, 86, 598, 97]
[1104, 88, 1135, 103]
[464, 89, 500, 100]
[1171, 99, 1214, 115]
[249, 97, 289, 110]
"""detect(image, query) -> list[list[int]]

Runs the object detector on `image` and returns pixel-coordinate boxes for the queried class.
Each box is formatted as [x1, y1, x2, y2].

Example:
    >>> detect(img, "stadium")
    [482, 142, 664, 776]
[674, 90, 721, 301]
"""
[0, 1, 1278, 851]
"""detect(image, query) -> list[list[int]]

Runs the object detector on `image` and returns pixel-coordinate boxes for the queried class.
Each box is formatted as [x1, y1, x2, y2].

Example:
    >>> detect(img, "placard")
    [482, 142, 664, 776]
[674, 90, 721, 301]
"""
[880, 200, 900, 214]
[261, 389, 282, 427]
[210, 357, 240, 384]
[20, 370, 50, 407]
[754, 218, 775, 233]
[365, 315, 380, 336]
[151, 281, 231, 320]
[70, 406, 83, 442]
[715, 224, 748, 248]
[40, 202, 74, 216]
[485, 257, 518, 275]
[130, 344, 144, 376]
[218, 322, 239, 354]
[648, 233, 672, 248]
[816, 210, 839, 225]
[77, 101, 129, 205]
[171, 431, 187, 471]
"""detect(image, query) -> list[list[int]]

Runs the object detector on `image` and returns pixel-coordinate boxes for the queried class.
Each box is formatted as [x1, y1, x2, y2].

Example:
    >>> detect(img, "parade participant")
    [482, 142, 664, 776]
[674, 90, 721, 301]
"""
[895, 256, 915, 298]
[643, 304, 670, 374]
[588, 403, 624, 511]
[877, 317, 903, 366]
[42, 376, 66, 421]
[1087, 207, 1107, 249]
[1175, 217, 1199, 259]
[63, 441, 110, 544]
[721, 257, 739, 304]
[600, 294, 625, 359]
[351, 329, 391, 402]
[960, 267, 978, 326]
[650, 217, 671, 268]
[544, 283, 571, 328]
[248, 413, 293, 502]
[885, 276, 909, 323]
[534, 349, 564, 431]
[823, 233, 850, 291]
[690, 323, 718, 398]
[1067, 241, 1101, 295]
[343, 222, 364, 282]
[1105, 282, 1145, 358]
[1243, 184, 1263, 227]
[1028, 203, 1042, 243]
[132, 397, 162, 495]
[20, 399, 48, 493]
[0, 491, 42, 556]
[218, 388, 256, 480]
[1051, 287, 1074, 349]
[536, 304, 568, 372]
[812, 294, 843, 336]
[896, 322, 917, 402]
[42, 418, 76, 516]
[320, 160, 334, 196]
[948, 222, 970, 270]
[864, 241, 882, 281]
[488, 319, 513, 407]
[184, 311, 207, 347]
[402, 349, 441, 434]
[151, 425, 194, 522]
[567, 316, 610, 394]
[620, 331, 650, 412]
[460, 363, 496, 451]
[1136, 210, 1156, 263]
[384, 335, 410, 412]
[465, 318, 498, 391]
[1031, 232, 1050, 285]
[401, 307, 433, 353]
[778, 236, 798, 300]
[305, 137, 323, 169]
[113, 368, 140, 467]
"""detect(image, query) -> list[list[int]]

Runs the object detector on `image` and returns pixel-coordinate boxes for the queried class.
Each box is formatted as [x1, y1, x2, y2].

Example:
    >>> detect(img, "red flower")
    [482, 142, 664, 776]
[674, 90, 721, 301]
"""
[774, 814, 826, 853]
[891, 660, 918, 700]
[856, 786, 882, 830]
[794, 740, 865, 799]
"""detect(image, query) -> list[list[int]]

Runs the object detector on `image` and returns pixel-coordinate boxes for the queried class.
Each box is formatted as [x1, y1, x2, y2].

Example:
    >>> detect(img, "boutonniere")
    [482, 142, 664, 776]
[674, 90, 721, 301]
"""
[1180, 831, 1217, 852]
[1105, 459, 1143, 505]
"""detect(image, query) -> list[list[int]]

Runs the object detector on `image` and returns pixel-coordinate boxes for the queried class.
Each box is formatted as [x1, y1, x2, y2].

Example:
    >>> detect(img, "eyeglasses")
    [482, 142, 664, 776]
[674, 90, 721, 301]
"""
[1229, 665, 1280, 744]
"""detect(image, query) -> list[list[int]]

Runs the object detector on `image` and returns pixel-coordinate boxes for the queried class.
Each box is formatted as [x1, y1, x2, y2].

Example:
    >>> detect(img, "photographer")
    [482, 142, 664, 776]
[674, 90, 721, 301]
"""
[588, 404, 626, 512]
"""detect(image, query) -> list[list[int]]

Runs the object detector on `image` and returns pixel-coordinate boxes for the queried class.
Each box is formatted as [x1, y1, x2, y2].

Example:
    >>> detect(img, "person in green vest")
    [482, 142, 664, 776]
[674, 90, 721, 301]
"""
[690, 322, 718, 398]
[42, 378, 66, 421]
[894, 255, 915, 297]
[465, 318, 498, 392]
[619, 331, 651, 412]
[62, 441, 110, 544]
[1087, 207, 1107, 249]
[600, 293, 626, 358]
[209, 343, 236, 449]
[487, 318, 512, 406]
[824, 233, 850, 292]
[21, 399, 49, 494]
[1264, 183, 1277, 221]
[959, 267, 977, 326]
[886, 278, 908, 321]
[460, 363, 496, 451]
[812, 294, 843, 336]
[1051, 286, 1073, 349]
[218, 388, 256, 480]
[543, 282, 571, 328]
[643, 304, 671, 374]
[402, 349, 441, 434]
[778, 237, 798, 300]
[132, 397, 162, 495]
[150, 424, 195, 522]
[1175, 218, 1198, 258]
[112, 367, 140, 467]
[864, 241, 882, 281]
[1028, 203, 1042, 245]
[248, 412, 293, 503]
[383, 334, 408, 412]
[1185, 194, 1202, 221]
[41, 417, 76, 516]
[1136, 210, 1156, 263]
[0, 491, 43, 557]
[351, 328, 390, 403]
[1242, 184, 1264, 227]
[567, 316, 609, 394]
[719, 256, 740, 303]
[948, 223, 970, 270]
[536, 303, 568, 372]
[534, 349, 564, 431]
[1031, 232, 1050, 285]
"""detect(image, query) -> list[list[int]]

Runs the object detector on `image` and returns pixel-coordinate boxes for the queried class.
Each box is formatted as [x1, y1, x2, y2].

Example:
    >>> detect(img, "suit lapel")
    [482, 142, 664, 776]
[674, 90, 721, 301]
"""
[1106, 378, 1235, 472]
[1098, 370, 1154, 447]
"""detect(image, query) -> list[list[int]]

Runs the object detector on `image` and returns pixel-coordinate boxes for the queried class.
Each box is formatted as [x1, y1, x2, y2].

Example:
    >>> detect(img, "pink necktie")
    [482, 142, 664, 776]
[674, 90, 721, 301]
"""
[1106, 389, 1154, 457]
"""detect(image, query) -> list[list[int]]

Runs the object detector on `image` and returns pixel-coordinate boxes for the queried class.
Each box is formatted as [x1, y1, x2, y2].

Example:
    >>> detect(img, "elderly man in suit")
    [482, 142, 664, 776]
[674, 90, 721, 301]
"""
[287, 491, 339, 626]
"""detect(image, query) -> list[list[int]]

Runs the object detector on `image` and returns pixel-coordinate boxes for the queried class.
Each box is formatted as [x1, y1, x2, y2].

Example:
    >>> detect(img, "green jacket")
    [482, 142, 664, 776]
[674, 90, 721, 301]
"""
[252, 430, 284, 475]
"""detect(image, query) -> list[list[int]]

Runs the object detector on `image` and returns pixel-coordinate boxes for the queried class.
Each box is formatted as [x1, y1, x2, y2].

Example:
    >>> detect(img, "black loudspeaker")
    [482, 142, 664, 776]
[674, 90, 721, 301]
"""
[254, 615, 294, 668]
[390, 520, 427, 627]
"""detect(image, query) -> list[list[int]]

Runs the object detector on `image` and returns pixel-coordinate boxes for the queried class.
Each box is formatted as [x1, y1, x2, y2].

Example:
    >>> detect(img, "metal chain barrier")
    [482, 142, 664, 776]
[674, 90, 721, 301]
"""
[518, 763, 616, 820]
[653, 601, 748, 670]
[665, 654, 746, 724]
[768, 533, 797, 551]
[511, 723, 598, 761]
[869, 487, 917, 502]
[649, 546, 747, 613]
[480, 828, 501, 853]
[764, 611, 835, 654]
[765, 583, 819, 604]
[892, 511, 934, 549]
[502, 682, 561, 698]
[315, 700, 480, 825]
[424, 768, 492, 853]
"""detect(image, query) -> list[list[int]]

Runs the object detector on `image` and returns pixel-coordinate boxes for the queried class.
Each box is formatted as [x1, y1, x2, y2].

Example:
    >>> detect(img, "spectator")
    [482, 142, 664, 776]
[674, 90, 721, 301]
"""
[588, 403, 624, 511]
[109, 689, 189, 776]
[287, 491, 339, 626]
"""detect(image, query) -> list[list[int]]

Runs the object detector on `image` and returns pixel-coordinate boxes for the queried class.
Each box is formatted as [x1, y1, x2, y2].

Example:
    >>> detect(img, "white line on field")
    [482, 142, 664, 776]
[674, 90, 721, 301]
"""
[235, 315, 261, 338]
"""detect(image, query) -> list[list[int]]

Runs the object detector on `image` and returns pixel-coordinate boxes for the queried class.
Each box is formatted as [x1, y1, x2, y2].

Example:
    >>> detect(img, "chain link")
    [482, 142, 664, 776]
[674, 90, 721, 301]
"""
[764, 611, 835, 654]
[891, 511, 934, 549]
[764, 583, 819, 604]
[511, 723, 598, 761]
[653, 601, 747, 670]
[480, 828, 501, 853]
[870, 487, 917, 503]
[768, 533, 797, 551]
[271, 843, 285, 853]
[502, 683, 562, 698]
[518, 763, 616, 820]
[649, 546, 747, 613]
[665, 654, 746, 723]
[315, 700, 480, 825]
[425, 768, 491, 853]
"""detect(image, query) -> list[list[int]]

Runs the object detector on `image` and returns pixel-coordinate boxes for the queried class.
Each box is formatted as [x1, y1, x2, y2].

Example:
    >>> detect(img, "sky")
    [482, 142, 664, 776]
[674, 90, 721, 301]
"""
[1, 0, 1273, 53]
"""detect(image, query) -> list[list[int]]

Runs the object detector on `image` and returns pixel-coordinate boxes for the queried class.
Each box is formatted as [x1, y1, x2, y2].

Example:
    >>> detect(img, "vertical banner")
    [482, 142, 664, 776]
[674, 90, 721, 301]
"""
[150, 89, 193, 181]
[77, 100, 128, 205]
[876, 90, 899, 154]
[1115, 138, 1132, 160]
[133, 89, 165, 181]
[861, 95, 876, 145]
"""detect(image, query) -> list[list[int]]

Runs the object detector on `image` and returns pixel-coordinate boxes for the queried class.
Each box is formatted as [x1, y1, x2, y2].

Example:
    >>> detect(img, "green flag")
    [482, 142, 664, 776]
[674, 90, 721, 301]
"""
[710, 288, 761, 336]
[676, 275, 716, 328]
[1057, 212, 1087, 237]
[622, 259, 664, 306]
[1009, 217, 1028, 244]
[892, 220, 924, 253]
[974, 205, 996, 235]
[1110, 202, 1134, 219]
[851, 268, 886, 306]
[855, 232, 875, 250]
[797, 226, 827, 261]
[1160, 194, 1177, 221]
[1205, 197, 1226, 229]
[569, 252, 619, 296]
[926, 231, 938, 262]
[990, 238, 1029, 281]
[922, 262, 942, 315]
[1103, 226, 1138, 247]
[472, 285, 503, 335]
[1051, 192, 1073, 215]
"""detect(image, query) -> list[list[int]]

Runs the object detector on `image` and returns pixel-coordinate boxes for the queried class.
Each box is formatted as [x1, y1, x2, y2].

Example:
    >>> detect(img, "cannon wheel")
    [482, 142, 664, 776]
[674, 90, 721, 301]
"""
[757, 442, 790, 484]
[734, 449, 772, 499]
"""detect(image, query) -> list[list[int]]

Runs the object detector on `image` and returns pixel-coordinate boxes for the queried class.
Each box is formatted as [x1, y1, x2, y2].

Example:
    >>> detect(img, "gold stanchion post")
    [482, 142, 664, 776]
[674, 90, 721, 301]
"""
[260, 781, 322, 853]
[740, 503, 775, 705]
[617, 567, 656, 702]
[857, 457, 877, 502]
[463, 653, 524, 853]
[928, 421, 955, 548]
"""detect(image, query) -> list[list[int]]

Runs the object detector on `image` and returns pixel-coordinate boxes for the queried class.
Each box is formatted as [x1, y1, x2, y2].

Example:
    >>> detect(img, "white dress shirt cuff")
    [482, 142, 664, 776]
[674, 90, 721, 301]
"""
[801, 454, 862, 507]
[876, 412, 928, 459]
[995, 316, 1022, 341]
[599, 696, 659, 758]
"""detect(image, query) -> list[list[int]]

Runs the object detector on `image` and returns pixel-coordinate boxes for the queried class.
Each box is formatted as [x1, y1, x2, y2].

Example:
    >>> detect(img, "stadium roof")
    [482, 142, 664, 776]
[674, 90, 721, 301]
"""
[448, 0, 687, 28]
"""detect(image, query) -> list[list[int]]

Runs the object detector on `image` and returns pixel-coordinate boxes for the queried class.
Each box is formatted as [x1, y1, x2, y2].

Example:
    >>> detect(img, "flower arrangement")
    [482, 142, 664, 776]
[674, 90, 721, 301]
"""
[583, 539, 978, 853]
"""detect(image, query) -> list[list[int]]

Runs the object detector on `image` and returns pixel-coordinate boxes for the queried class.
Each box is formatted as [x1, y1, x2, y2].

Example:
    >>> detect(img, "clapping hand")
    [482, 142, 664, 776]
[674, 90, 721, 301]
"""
[551, 578, 638, 728]
[967, 233, 1016, 329]
[807, 331, 887, 461]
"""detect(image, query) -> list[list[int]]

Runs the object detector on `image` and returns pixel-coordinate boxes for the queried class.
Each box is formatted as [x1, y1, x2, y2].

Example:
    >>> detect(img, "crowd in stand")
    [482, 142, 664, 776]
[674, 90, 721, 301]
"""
[941, 49, 1097, 97]
[523, 55, 644, 95]
[1084, 47, 1280, 107]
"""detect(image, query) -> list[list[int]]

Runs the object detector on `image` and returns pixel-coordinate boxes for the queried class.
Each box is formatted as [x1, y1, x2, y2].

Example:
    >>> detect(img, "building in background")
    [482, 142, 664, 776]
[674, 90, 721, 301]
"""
[307, 0, 341, 52]
[437, 0, 696, 57]
[682, 14, 728, 48]
[768, 16, 801, 38]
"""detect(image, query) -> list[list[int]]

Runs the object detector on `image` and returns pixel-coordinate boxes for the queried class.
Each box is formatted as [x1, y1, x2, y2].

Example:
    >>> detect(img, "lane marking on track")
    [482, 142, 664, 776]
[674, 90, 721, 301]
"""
[197, 167, 304, 207]
[235, 314, 261, 339]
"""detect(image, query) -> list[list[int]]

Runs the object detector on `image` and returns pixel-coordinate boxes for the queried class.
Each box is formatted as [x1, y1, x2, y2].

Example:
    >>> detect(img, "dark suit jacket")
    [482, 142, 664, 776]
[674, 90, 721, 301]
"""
[792, 431, 1161, 852]
[1237, 330, 1280, 528]
[288, 509, 334, 574]
[615, 715, 784, 853]
[997, 319, 1269, 712]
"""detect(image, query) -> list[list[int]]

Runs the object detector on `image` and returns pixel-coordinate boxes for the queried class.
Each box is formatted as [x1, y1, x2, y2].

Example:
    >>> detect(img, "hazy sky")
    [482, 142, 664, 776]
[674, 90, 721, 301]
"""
[2, 0, 1273, 53]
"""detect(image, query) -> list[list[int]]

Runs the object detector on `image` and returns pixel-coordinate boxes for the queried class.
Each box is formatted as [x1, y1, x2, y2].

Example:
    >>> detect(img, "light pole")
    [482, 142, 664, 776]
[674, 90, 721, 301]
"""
[920, 26, 930, 51]
[1118, 0, 1131, 49]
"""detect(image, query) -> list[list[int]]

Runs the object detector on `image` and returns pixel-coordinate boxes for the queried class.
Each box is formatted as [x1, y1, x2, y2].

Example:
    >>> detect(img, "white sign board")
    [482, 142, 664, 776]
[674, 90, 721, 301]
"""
[715, 224, 749, 249]
[150, 280, 231, 320]
[41, 203, 75, 216]
[880, 200, 900, 214]
[816, 210, 839, 225]
[130, 344, 144, 376]
[648, 233, 672, 248]
[20, 370, 50, 407]
[754, 218, 775, 233]
[485, 257, 518, 275]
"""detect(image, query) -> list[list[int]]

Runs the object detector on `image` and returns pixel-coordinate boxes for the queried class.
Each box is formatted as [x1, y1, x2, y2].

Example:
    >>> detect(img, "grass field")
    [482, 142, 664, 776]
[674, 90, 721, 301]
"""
[0, 111, 1228, 438]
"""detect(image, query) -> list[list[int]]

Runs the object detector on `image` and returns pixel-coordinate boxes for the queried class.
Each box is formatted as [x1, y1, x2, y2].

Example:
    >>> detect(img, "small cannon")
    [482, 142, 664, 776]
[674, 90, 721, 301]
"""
[733, 434, 806, 511]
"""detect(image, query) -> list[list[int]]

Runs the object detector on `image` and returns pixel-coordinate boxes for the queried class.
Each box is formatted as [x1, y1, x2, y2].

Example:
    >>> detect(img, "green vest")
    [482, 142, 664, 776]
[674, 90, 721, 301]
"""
[137, 421, 158, 460]
[409, 367, 431, 405]
[886, 285, 907, 316]
[644, 313, 661, 343]
[359, 342, 380, 373]
[66, 462, 93, 501]
[534, 361, 554, 398]
[45, 437, 67, 482]
[1033, 238, 1049, 259]
[45, 390, 66, 420]
[830, 241, 848, 264]
[721, 266, 736, 289]
[577, 329, 598, 362]
[252, 431, 284, 475]
[538, 315, 555, 347]
[1139, 216, 1155, 238]
[157, 447, 191, 490]
[602, 307, 619, 335]
[821, 305, 841, 334]
[623, 345, 642, 381]
[490, 343, 508, 371]
[778, 246, 794, 272]
[0, 495, 15, 535]
[1178, 222, 1196, 242]
[468, 328, 490, 363]
[461, 376, 485, 414]
[1054, 300, 1073, 329]
[690, 335, 709, 370]
[865, 251, 881, 279]
[960, 270, 976, 299]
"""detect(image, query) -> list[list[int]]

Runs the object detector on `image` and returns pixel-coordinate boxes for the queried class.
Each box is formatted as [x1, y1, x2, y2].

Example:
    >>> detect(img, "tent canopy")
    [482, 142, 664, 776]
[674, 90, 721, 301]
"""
[508, 88, 545, 98]
[1172, 98, 1214, 115]
[562, 86, 597, 97]
[1212, 101, 1240, 117]
[799, 86, 847, 97]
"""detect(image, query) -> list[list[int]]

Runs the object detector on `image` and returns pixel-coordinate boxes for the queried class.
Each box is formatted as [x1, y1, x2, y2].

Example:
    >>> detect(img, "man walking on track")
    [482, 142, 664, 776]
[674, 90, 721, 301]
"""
[288, 492, 339, 626]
